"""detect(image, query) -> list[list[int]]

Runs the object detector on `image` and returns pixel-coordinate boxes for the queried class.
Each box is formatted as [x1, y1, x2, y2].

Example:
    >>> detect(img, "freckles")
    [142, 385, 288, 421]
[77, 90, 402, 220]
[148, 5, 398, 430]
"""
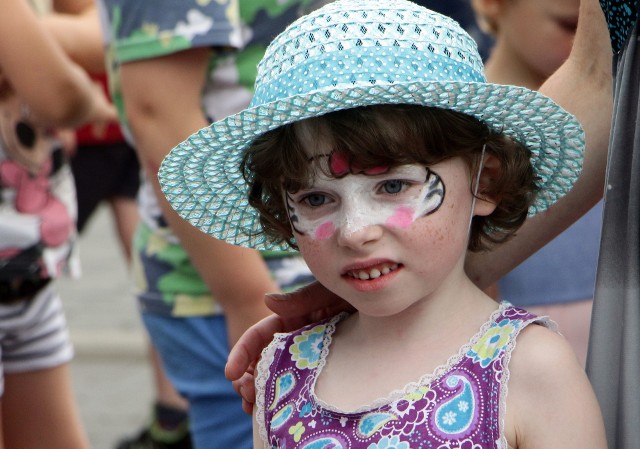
[296, 235, 325, 261]
[409, 217, 451, 245]
[385, 206, 415, 229]
[314, 221, 336, 240]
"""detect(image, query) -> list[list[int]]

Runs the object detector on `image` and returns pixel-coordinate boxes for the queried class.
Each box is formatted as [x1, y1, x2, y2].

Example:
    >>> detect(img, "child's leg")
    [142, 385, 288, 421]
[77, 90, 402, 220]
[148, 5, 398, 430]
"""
[2, 364, 89, 449]
[141, 314, 252, 449]
[0, 283, 88, 449]
[113, 343, 192, 449]
[148, 343, 190, 412]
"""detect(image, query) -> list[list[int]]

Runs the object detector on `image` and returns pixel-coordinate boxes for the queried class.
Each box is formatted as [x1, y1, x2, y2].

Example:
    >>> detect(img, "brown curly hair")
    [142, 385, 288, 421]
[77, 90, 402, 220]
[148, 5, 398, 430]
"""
[241, 104, 538, 252]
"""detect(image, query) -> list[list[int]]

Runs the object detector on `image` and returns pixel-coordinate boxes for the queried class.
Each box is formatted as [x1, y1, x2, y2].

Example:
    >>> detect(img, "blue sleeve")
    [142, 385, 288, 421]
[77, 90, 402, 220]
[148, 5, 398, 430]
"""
[101, 0, 241, 63]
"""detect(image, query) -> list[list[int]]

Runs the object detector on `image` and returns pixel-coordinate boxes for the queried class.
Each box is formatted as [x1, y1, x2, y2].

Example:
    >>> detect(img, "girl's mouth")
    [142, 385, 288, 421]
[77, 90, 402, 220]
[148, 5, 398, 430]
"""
[345, 263, 401, 280]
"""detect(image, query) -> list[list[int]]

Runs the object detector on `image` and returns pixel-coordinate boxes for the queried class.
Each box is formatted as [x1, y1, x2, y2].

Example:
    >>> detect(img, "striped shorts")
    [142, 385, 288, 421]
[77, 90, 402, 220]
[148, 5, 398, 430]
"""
[0, 283, 74, 395]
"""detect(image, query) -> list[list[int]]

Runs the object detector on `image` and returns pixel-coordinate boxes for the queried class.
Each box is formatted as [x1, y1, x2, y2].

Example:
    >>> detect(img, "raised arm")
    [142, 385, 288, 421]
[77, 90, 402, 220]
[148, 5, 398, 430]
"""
[0, 0, 113, 127]
[465, 0, 612, 287]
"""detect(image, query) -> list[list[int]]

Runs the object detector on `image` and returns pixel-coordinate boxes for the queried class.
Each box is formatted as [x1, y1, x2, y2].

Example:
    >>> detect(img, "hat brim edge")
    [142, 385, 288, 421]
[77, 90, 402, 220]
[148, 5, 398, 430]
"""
[159, 80, 585, 251]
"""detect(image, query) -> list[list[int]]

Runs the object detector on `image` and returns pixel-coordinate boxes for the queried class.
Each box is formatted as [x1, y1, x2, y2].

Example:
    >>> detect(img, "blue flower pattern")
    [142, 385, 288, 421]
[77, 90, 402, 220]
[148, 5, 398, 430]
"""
[367, 435, 411, 449]
[289, 324, 326, 369]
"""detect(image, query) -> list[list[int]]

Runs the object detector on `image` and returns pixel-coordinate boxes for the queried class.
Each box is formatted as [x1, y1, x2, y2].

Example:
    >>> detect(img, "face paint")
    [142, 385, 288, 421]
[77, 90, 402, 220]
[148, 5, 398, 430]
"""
[286, 163, 445, 240]
[327, 151, 389, 177]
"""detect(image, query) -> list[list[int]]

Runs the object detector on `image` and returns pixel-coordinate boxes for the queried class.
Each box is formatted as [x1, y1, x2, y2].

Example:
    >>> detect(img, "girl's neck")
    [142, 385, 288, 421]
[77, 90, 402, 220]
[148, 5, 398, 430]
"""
[346, 275, 497, 347]
[314, 274, 500, 411]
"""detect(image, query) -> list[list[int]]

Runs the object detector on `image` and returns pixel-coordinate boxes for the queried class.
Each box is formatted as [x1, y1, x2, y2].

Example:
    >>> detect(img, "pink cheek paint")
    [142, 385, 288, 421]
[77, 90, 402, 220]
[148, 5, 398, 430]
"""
[385, 206, 415, 229]
[315, 221, 336, 240]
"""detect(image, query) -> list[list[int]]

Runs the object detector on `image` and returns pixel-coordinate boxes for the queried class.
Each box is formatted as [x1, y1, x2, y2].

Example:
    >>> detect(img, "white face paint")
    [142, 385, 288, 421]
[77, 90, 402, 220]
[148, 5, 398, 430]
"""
[285, 164, 445, 240]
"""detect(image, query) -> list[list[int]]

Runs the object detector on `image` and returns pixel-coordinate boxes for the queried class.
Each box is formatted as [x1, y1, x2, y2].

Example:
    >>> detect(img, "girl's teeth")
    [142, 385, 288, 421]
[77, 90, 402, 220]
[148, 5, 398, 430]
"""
[351, 264, 397, 280]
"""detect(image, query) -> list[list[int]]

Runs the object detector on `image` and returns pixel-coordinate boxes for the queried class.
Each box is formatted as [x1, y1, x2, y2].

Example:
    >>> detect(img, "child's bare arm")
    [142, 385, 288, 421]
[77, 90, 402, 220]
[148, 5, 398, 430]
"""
[44, 0, 106, 74]
[506, 325, 607, 448]
[1, 0, 113, 127]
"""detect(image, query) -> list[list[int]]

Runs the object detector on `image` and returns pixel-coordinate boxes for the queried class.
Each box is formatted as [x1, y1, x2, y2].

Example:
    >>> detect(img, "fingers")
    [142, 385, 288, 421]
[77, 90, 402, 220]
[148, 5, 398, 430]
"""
[241, 397, 254, 415]
[265, 281, 350, 318]
[225, 314, 286, 381]
[232, 372, 256, 415]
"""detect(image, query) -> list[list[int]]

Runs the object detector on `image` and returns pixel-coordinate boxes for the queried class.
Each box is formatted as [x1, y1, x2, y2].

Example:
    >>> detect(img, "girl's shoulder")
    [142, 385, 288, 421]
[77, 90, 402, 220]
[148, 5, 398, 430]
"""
[469, 303, 556, 352]
[492, 303, 571, 395]
[508, 319, 580, 390]
[504, 319, 607, 448]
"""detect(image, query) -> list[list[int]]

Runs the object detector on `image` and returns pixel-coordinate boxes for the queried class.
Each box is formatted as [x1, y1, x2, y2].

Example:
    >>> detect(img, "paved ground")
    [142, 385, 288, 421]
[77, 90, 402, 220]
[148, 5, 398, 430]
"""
[57, 206, 153, 449]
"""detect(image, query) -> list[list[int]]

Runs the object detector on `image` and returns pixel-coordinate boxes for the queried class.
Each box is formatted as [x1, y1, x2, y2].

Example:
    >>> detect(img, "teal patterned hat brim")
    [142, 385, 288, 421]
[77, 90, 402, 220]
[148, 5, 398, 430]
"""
[159, 80, 584, 251]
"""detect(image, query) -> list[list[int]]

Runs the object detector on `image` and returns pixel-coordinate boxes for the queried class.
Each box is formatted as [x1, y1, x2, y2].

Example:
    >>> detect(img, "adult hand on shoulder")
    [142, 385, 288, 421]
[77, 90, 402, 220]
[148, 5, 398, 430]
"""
[225, 281, 353, 413]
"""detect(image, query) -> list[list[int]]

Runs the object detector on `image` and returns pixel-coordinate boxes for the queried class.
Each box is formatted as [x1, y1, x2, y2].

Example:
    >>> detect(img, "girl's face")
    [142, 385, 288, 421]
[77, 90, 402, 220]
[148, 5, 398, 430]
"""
[286, 148, 484, 318]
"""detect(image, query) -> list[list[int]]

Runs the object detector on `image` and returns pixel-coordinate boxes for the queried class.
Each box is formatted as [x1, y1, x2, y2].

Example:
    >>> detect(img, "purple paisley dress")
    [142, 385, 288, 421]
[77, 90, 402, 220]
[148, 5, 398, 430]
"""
[255, 303, 552, 449]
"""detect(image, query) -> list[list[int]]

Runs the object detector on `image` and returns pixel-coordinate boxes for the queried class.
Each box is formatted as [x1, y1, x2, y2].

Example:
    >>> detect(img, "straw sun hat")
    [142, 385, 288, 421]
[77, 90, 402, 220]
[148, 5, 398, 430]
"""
[159, 0, 584, 251]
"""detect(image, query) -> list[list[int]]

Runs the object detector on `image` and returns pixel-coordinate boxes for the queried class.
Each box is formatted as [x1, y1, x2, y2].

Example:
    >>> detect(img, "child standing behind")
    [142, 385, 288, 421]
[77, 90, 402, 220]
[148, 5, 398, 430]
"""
[472, 0, 601, 367]
[159, 1, 607, 448]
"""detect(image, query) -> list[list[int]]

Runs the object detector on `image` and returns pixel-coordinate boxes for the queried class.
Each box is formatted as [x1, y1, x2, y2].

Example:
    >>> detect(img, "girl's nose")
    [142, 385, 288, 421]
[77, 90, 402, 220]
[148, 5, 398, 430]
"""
[335, 211, 384, 248]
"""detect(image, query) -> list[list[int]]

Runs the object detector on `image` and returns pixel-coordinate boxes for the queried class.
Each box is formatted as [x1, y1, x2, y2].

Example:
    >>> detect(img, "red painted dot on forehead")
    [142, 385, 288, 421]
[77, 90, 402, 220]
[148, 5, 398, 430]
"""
[329, 151, 350, 176]
[328, 151, 390, 177]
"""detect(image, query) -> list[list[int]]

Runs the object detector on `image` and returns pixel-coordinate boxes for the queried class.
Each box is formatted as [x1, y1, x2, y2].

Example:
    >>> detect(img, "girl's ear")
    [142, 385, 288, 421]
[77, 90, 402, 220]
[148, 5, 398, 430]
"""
[473, 152, 501, 217]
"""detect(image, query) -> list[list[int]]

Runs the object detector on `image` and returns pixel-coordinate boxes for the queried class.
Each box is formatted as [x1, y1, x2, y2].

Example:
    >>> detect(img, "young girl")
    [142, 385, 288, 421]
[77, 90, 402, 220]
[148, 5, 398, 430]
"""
[158, 0, 607, 447]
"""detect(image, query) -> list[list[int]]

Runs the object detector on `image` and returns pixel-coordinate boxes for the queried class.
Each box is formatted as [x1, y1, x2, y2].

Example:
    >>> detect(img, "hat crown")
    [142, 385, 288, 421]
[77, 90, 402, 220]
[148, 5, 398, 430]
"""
[251, 0, 486, 107]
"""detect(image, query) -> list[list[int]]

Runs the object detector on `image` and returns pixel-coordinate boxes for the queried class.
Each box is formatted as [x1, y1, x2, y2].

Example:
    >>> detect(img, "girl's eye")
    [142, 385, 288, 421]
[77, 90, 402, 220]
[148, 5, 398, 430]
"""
[303, 193, 329, 207]
[380, 179, 408, 195]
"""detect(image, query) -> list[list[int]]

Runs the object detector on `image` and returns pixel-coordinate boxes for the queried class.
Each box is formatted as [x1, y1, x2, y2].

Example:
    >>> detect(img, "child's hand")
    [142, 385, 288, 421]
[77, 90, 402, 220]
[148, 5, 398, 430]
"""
[226, 314, 294, 414]
[225, 281, 354, 413]
[53, 128, 77, 157]
[86, 79, 117, 125]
